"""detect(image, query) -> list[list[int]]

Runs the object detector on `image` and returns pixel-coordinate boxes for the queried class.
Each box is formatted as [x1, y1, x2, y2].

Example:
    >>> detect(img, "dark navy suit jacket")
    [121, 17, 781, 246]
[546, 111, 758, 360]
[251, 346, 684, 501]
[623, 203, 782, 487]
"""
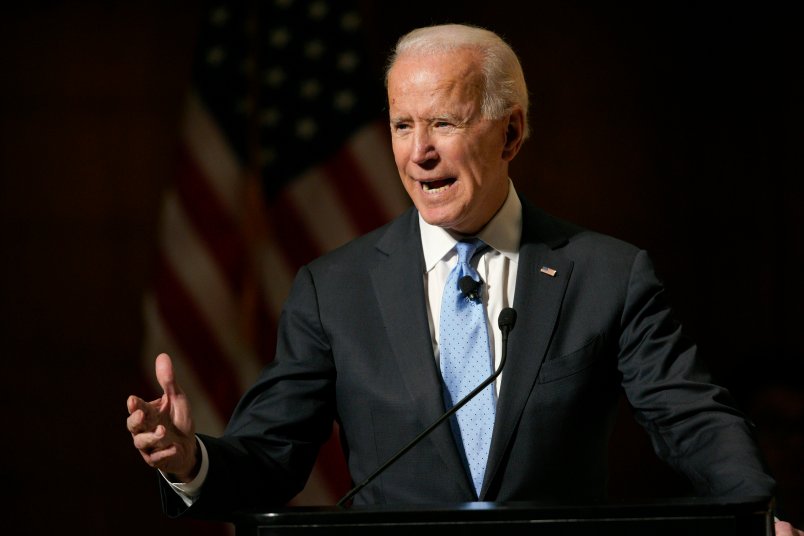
[162, 197, 775, 517]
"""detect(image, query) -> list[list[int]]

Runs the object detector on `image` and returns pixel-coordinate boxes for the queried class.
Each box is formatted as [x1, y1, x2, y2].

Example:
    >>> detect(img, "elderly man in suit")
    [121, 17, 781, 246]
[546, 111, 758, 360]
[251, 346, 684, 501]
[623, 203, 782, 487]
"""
[127, 23, 800, 534]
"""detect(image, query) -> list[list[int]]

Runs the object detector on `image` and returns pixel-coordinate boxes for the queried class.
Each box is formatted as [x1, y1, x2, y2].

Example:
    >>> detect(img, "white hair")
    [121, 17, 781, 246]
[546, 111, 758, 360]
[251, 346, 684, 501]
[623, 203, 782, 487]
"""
[386, 24, 530, 138]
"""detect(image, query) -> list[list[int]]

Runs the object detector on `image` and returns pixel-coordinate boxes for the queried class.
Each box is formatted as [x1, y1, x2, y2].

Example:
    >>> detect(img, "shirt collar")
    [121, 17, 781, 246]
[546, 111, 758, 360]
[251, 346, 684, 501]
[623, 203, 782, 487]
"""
[419, 180, 522, 272]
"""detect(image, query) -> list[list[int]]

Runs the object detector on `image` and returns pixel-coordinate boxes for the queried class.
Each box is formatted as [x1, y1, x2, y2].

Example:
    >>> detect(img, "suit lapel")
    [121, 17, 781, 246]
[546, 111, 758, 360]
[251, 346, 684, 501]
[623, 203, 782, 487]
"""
[369, 210, 474, 496]
[481, 201, 574, 498]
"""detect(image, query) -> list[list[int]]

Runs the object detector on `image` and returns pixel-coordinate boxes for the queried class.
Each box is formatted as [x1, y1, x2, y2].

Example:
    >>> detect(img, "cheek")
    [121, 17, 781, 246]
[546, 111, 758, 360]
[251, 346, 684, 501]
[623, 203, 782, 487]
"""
[391, 140, 409, 171]
[466, 141, 503, 177]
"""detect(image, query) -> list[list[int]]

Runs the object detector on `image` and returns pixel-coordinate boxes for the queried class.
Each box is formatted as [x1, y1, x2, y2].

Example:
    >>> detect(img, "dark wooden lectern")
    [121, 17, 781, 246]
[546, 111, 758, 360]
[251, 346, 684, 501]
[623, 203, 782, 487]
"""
[232, 496, 773, 535]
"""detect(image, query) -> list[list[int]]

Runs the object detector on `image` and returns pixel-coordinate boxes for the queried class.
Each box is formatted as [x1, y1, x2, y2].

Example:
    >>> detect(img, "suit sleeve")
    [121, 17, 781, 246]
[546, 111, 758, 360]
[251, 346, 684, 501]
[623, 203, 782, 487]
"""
[162, 264, 337, 518]
[617, 249, 776, 497]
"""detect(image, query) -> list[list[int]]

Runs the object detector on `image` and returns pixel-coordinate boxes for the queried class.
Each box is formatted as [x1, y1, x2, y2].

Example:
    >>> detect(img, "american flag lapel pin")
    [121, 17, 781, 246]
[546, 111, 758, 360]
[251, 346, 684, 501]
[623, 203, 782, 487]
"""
[540, 266, 557, 277]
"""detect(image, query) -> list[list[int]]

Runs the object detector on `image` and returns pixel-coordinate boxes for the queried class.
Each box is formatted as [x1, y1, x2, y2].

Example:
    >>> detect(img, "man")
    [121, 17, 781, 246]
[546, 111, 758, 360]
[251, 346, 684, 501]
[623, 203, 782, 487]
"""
[127, 23, 800, 533]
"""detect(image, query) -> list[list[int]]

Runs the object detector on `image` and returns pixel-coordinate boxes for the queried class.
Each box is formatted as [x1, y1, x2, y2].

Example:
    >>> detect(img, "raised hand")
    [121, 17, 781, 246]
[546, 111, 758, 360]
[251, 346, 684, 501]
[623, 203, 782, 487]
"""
[127, 353, 199, 482]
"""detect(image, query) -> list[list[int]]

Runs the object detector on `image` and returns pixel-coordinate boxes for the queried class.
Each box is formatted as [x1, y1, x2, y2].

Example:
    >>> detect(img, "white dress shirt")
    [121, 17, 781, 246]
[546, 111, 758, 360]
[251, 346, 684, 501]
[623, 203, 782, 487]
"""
[419, 180, 521, 394]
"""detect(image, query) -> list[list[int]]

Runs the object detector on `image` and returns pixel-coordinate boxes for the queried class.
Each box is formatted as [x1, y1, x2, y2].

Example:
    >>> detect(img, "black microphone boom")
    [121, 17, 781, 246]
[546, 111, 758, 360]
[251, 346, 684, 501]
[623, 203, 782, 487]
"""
[336, 307, 518, 507]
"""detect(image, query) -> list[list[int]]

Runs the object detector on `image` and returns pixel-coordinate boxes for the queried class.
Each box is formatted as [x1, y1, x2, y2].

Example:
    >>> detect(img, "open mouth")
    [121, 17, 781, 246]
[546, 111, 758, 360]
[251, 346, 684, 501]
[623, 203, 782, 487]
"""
[422, 178, 456, 192]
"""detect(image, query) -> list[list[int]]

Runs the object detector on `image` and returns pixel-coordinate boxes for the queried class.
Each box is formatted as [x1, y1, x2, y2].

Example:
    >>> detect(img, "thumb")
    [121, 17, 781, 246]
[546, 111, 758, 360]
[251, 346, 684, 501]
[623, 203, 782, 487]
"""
[155, 353, 195, 437]
[155, 352, 181, 398]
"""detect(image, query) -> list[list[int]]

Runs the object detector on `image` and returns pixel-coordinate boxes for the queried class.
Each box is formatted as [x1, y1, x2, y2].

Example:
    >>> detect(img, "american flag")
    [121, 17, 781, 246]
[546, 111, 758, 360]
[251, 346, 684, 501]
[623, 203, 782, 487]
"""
[142, 0, 408, 505]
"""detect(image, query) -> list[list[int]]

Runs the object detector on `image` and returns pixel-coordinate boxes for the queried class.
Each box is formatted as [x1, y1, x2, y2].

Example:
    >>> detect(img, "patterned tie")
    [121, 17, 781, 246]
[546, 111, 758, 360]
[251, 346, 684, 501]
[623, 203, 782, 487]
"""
[439, 239, 495, 496]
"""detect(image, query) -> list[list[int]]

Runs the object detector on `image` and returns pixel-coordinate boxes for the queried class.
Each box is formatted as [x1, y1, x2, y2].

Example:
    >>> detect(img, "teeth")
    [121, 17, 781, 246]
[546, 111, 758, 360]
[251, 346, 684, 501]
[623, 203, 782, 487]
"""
[422, 179, 453, 192]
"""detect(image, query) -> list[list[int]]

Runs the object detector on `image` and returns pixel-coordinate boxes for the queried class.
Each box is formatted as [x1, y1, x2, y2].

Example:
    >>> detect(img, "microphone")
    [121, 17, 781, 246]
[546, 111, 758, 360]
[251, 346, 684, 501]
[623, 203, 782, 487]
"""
[498, 307, 517, 335]
[459, 275, 482, 300]
[337, 307, 518, 507]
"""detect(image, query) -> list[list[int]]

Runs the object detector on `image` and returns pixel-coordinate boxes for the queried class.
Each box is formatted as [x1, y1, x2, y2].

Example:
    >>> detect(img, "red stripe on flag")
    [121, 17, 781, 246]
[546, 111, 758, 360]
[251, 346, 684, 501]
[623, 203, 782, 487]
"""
[174, 145, 246, 295]
[154, 252, 243, 422]
[323, 147, 391, 235]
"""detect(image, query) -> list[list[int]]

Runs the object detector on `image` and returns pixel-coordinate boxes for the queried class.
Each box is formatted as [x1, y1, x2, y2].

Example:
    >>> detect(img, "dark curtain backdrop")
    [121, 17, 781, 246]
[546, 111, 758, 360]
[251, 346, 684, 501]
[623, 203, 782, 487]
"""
[1, 2, 800, 534]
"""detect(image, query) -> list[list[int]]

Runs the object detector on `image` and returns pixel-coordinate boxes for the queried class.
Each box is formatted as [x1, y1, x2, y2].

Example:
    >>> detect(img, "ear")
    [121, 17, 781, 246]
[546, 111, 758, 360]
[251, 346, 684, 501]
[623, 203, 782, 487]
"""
[501, 107, 526, 162]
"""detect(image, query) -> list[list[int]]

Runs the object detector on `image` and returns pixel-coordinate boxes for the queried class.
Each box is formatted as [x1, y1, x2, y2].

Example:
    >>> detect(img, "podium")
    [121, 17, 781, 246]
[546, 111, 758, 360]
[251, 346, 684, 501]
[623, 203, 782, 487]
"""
[232, 496, 773, 535]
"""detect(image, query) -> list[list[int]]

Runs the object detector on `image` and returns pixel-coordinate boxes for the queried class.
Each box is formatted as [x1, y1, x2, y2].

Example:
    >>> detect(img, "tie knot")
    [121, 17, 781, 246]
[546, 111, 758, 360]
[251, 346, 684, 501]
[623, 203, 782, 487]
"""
[455, 238, 486, 265]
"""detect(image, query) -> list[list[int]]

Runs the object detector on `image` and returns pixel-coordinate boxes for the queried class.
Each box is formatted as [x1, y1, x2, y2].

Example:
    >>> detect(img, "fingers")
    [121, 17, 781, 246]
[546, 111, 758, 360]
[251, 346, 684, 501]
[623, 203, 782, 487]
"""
[133, 427, 199, 479]
[126, 395, 139, 415]
[126, 396, 150, 433]
[129, 409, 180, 471]
[126, 395, 162, 434]
[126, 394, 160, 416]
[141, 444, 179, 467]
[132, 424, 168, 452]
[131, 423, 182, 470]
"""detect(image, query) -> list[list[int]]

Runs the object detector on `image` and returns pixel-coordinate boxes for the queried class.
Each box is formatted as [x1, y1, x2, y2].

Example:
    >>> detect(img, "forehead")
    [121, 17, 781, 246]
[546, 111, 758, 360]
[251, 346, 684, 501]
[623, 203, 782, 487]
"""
[387, 49, 484, 113]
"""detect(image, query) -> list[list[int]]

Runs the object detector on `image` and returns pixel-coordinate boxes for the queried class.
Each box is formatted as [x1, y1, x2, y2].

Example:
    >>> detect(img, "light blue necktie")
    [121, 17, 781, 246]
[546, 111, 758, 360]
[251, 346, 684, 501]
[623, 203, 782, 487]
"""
[439, 239, 495, 496]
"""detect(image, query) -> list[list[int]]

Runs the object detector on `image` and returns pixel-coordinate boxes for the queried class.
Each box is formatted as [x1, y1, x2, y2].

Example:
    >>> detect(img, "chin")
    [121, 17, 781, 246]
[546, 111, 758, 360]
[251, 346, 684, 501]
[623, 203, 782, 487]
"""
[420, 213, 450, 229]
[421, 212, 467, 233]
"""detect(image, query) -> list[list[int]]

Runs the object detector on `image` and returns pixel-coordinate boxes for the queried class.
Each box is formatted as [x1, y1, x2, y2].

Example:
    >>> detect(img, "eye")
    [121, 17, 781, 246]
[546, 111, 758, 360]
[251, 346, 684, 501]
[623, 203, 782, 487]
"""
[391, 121, 410, 132]
[434, 120, 452, 128]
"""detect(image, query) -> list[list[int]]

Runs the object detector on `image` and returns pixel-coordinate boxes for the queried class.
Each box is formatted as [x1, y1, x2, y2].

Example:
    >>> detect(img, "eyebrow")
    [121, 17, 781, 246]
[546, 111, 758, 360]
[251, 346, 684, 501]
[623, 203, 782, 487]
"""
[389, 113, 468, 125]
[433, 113, 468, 126]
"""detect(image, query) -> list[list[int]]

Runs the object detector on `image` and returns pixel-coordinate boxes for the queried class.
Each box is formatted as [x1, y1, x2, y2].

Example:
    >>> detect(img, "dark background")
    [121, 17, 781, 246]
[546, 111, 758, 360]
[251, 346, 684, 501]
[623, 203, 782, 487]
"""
[1, 2, 801, 534]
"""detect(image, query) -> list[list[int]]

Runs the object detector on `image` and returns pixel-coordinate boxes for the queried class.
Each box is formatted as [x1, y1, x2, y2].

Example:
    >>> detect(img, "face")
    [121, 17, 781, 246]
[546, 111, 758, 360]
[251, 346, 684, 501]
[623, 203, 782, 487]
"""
[387, 49, 522, 235]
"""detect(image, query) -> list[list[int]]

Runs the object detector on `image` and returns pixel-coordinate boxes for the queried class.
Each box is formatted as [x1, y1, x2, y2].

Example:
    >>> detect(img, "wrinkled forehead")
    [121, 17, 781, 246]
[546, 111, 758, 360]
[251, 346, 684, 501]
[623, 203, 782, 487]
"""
[387, 49, 485, 105]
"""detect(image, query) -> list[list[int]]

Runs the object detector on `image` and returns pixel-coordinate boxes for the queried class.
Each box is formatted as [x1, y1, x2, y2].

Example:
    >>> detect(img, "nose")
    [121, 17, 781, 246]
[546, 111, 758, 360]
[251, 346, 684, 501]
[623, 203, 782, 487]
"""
[411, 126, 438, 166]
